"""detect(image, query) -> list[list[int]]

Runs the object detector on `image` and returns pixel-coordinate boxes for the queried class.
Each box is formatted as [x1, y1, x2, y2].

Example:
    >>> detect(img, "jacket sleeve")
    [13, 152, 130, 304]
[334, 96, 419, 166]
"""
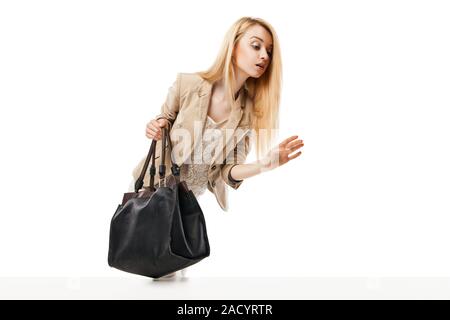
[220, 130, 253, 190]
[155, 73, 182, 132]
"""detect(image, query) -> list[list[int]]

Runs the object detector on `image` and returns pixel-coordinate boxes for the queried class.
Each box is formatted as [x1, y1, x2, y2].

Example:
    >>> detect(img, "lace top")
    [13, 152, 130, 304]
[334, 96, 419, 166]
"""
[180, 115, 228, 197]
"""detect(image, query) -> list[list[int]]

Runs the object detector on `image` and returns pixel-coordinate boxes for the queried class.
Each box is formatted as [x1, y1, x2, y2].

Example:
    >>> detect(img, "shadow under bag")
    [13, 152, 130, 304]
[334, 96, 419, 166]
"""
[108, 127, 210, 278]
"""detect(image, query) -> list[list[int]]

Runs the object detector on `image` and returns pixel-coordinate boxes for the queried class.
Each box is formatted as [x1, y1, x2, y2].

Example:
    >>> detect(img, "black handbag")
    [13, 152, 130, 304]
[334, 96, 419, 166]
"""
[108, 127, 210, 278]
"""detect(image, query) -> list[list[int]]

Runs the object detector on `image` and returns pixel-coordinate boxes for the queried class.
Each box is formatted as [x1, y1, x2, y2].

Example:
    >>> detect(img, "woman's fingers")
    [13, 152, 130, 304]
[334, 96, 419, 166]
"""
[145, 130, 160, 140]
[146, 125, 160, 136]
[146, 126, 158, 135]
[286, 140, 304, 150]
[288, 150, 302, 160]
[280, 135, 299, 147]
[146, 131, 160, 140]
[147, 125, 160, 136]
[145, 120, 163, 140]
[150, 120, 163, 131]
[285, 137, 304, 161]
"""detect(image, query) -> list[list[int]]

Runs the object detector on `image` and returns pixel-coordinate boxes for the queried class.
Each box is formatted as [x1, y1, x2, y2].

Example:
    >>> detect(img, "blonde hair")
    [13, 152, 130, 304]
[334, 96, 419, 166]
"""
[197, 17, 282, 160]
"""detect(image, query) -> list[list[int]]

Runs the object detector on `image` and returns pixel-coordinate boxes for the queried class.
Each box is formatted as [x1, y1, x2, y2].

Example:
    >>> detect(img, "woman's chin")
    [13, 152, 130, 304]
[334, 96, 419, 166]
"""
[250, 71, 263, 79]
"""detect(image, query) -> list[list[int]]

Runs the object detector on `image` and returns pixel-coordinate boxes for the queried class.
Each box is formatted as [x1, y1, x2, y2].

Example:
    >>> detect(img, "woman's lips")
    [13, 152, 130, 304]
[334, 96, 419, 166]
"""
[255, 64, 264, 71]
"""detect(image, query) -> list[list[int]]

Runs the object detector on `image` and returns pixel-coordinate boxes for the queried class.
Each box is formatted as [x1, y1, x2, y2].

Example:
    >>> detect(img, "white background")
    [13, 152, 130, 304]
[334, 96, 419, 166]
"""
[0, 0, 449, 280]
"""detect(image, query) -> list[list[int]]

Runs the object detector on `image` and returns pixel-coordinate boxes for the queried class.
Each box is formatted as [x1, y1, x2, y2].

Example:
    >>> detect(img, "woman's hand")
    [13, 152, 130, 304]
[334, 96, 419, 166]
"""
[260, 135, 304, 171]
[145, 118, 169, 140]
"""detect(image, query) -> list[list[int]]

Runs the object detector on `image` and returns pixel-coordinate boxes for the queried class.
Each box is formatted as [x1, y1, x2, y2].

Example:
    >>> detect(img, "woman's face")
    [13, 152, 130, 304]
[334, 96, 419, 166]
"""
[233, 24, 273, 78]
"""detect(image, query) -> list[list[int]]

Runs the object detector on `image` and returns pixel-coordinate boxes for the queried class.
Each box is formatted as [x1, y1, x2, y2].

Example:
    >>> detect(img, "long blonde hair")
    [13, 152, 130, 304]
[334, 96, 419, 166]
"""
[197, 17, 282, 160]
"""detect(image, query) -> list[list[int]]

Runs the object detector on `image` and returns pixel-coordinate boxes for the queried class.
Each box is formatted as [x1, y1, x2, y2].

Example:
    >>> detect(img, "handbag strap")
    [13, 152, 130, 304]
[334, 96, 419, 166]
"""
[160, 126, 180, 186]
[134, 126, 180, 192]
[134, 139, 157, 192]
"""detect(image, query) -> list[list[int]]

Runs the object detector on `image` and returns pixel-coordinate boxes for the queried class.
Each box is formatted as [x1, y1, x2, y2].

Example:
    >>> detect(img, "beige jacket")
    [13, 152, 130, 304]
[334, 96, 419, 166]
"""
[131, 72, 254, 212]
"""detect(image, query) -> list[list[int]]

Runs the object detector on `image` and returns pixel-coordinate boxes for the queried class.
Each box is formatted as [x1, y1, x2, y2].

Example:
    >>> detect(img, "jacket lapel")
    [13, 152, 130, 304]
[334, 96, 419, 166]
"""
[177, 78, 246, 166]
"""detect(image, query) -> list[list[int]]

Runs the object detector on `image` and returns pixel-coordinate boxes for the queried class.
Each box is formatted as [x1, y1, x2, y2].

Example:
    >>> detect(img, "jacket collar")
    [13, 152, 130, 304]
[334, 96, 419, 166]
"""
[197, 79, 248, 109]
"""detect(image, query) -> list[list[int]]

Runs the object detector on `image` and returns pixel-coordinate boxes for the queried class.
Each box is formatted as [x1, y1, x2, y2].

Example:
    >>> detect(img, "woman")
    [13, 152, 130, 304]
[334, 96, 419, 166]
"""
[132, 17, 304, 279]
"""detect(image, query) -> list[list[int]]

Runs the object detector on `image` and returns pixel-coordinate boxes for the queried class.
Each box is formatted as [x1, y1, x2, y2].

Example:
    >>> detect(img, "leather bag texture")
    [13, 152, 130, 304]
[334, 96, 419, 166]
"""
[108, 127, 210, 278]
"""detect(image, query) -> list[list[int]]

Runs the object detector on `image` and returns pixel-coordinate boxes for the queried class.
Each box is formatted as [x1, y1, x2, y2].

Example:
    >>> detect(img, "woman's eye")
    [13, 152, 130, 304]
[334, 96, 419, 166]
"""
[252, 44, 272, 57]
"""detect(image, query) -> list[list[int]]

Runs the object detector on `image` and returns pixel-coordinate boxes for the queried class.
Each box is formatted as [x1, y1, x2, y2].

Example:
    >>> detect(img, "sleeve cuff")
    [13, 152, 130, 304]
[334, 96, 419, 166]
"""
[228, 164, 243, 184]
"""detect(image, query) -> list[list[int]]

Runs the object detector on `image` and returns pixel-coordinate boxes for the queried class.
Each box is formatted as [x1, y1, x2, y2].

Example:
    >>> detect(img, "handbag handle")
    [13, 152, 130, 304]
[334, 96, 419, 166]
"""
[134, 126, 180, 192]
[159, 126, 180, 186]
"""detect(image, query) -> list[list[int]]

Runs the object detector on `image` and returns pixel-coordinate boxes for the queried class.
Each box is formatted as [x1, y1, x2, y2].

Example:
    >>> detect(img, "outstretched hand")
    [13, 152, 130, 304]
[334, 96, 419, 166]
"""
[260, 135, 304, 171]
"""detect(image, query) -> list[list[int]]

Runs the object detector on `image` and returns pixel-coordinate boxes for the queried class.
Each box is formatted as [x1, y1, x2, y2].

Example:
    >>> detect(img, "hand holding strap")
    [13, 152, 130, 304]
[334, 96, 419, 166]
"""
[135, 126, 180, 192]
